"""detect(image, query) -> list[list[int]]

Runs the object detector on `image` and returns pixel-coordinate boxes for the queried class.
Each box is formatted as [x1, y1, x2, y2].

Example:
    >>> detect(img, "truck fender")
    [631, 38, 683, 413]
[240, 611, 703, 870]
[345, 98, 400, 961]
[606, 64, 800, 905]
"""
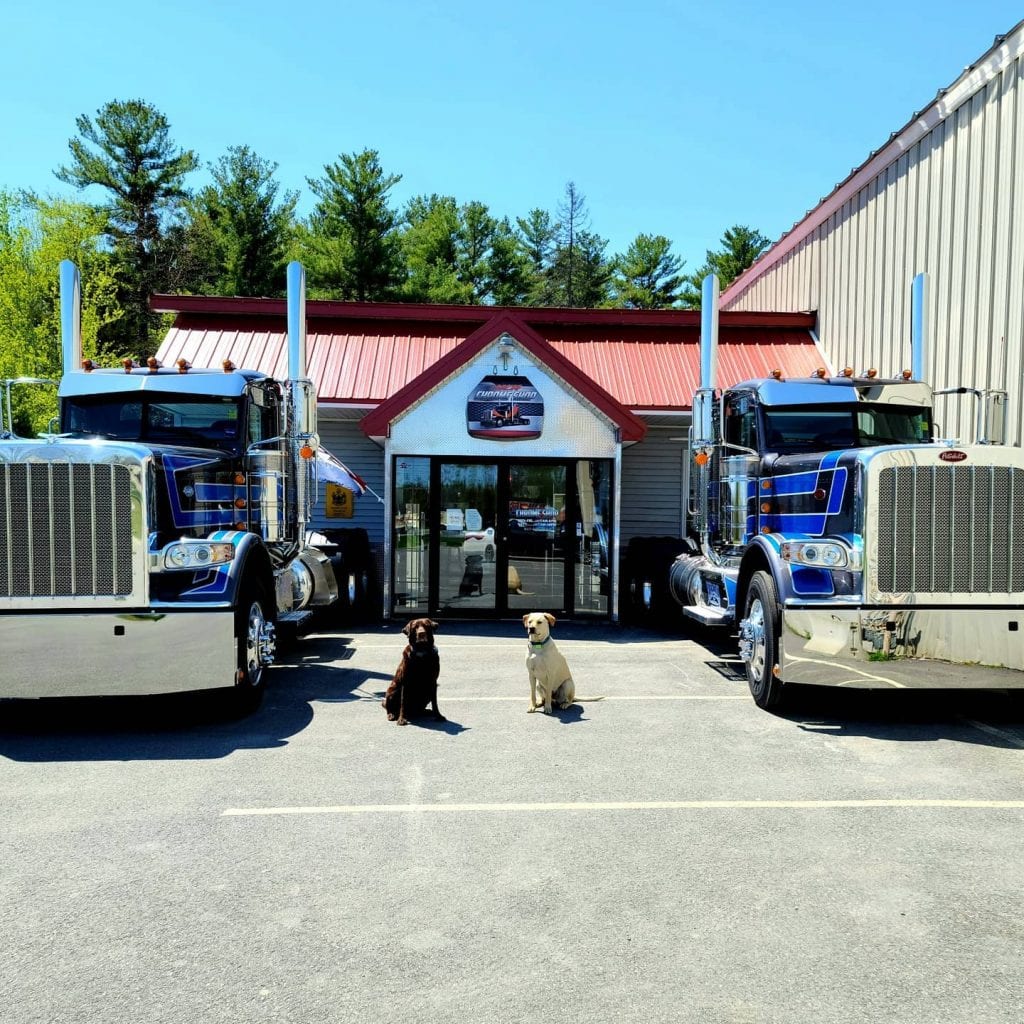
[736, 537, 789, 620]
[221, 533, 276, 613]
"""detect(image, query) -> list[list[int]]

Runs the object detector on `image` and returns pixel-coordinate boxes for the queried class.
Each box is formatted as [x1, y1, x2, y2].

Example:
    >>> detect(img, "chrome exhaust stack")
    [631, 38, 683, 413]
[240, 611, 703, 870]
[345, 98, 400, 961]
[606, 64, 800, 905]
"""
[689, 274, 721, 552]
[60, 260, 82, 374]
[286, 261, 316, 540]
[694, 273, 720, 445]
[910, 272, 928, 383]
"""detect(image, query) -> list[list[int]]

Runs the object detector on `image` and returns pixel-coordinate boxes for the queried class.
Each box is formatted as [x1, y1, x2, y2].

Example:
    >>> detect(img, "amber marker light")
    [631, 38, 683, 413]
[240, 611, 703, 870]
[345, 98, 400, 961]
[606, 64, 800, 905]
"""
[771, 369, 783, 380]
[760, 502, 771, 513]
[814, 488, 827, 500]
[234, 497, 247, 509]
[902, 369, 913, 379]
[122, 358, 135, 373]
[176, 358, 191, 374]
[842, 367, 854, 377]
[864, 368, 878, 378]
[761, 480, 772, 490]
[813, 367, 827, 378]
[82, 359, 95, 372]
[235, 521, 246, 531]
[694, 451, 709, 466]
[299, 444, 315, 460]
[761, 526, 772, 534]
[147, 357, 160, 373]
[234, 473, 245, 486]
[222, 359, 235, 372]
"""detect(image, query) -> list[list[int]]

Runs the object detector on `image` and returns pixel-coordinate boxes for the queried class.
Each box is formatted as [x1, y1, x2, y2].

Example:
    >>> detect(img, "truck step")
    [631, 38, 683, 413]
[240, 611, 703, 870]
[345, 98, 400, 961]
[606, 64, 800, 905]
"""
[683, 605, 733, 627]
[278, 610, 315, 625]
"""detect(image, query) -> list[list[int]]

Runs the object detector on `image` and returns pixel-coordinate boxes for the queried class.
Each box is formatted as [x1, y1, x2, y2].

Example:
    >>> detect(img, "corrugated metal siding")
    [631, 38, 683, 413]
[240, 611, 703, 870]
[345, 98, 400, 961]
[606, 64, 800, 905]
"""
[723, 33, 1024, 445]
[620, 427, 687, 543]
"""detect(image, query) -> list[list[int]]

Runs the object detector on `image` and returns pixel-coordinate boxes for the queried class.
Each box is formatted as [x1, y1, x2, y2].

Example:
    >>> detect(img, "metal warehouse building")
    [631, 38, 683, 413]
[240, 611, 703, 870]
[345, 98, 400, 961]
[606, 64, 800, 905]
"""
[721, 19, 1024, 448]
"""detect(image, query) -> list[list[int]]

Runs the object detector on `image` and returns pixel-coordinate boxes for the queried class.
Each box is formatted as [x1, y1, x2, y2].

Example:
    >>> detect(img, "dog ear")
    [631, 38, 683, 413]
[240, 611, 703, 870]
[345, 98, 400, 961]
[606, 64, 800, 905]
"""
[522, 614, 530, 627]
[429, 620, 439, 631]
[402, 621, 413, 637]
[544, 613, 556, 628]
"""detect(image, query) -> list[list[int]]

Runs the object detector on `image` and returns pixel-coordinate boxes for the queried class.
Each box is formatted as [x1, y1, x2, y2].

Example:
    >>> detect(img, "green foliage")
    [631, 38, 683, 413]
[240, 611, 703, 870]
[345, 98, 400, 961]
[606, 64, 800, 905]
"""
[486, 218, 532, 306]
[401, 194, 470, 303]
[0, 191, 120, 434]
[170, 146, 298, 298]
[610, 233, 685, 309]
[55, 98, 199, 353]
[682, 225, 771, 307]
[528, 183, 612, 308]
[400, 197, 531, 305]
[303, 149, 404, 301]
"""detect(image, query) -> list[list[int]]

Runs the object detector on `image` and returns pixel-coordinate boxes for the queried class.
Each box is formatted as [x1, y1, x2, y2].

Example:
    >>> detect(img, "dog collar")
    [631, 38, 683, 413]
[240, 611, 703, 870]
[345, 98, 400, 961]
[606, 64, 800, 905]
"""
[528, 636, 552, 647]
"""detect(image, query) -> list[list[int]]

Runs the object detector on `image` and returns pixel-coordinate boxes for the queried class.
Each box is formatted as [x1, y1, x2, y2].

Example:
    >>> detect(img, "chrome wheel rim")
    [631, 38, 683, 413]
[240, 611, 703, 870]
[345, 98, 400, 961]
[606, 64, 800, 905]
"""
[747, 596, 767, 685]
[245, 600, 267, 686]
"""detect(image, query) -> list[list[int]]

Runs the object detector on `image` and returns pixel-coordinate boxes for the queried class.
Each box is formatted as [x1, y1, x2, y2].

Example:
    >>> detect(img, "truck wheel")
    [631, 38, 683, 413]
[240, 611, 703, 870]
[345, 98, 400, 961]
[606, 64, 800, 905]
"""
[235, 580, 275, 710]
[742, 571, 786, 710]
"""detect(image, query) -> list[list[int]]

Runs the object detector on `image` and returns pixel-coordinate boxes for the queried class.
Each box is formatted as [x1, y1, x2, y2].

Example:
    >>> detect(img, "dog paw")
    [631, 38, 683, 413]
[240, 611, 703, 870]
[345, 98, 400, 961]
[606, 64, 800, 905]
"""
[386, 713, 397, 721]
[397, 718, 409, 726]
[527, 706, 537, 713]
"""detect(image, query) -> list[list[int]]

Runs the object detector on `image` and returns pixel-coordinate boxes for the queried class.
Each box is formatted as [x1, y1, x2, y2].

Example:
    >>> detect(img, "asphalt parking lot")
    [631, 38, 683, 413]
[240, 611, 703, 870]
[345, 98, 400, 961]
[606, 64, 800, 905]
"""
[3, 619, 1024, 1024]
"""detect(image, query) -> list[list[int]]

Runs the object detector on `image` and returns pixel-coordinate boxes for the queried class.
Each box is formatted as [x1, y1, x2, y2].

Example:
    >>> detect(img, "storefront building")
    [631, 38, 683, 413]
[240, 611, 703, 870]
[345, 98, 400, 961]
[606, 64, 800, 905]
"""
[154, 297, 822, 621]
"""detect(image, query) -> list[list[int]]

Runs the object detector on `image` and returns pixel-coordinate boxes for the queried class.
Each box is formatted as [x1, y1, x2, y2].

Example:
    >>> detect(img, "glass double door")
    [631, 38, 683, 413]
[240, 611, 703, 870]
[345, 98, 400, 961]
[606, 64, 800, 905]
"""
[392, 457, 611, 618]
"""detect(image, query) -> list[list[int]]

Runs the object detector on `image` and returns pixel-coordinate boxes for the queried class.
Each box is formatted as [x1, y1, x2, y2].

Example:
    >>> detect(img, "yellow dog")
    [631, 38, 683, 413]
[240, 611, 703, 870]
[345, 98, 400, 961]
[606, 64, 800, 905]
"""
[523, 612, 576, 714]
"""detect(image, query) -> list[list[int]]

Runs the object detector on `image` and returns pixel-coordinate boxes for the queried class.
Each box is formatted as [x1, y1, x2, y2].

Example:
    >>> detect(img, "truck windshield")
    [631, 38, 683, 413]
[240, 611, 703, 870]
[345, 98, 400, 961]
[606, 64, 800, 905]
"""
[763, 405, 932, 453]
[62, 394, 244, 451]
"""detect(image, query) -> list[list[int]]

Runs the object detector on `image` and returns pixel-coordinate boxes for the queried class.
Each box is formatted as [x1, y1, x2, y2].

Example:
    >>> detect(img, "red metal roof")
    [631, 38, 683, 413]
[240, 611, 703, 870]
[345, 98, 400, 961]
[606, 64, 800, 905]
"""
[153, 297, 822, 417]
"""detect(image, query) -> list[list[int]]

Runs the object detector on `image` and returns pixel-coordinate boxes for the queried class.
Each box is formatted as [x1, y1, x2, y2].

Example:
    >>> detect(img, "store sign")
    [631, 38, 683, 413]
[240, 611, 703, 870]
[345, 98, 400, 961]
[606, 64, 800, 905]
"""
[467, 374, 544, 440]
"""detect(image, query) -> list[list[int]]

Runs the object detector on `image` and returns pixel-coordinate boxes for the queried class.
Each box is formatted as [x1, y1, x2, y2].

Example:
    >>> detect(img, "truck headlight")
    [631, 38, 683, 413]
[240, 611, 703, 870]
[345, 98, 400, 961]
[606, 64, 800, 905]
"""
[781, 540, 856, 569]
[162, 541, 236, 570]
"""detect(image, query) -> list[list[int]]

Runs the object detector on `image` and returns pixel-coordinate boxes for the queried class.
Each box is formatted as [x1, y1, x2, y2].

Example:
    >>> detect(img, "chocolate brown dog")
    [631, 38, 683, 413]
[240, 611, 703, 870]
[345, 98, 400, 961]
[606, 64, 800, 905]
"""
[382, 618, 445, 726]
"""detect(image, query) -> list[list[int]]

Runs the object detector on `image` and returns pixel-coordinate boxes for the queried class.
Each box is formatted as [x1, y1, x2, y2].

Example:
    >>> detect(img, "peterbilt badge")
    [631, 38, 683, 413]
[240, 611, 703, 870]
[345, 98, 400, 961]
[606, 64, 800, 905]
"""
[939, 450, 967, 462]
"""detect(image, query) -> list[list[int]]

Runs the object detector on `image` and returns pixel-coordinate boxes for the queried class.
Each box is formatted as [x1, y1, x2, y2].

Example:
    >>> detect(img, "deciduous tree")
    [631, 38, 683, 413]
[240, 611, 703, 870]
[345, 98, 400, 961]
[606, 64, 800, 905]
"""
[0, 191, 119, 434]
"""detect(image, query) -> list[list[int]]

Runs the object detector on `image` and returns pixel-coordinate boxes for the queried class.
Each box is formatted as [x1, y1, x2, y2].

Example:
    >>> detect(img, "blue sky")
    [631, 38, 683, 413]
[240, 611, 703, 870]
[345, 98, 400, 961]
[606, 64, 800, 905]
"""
[2, 1, 1021, 273]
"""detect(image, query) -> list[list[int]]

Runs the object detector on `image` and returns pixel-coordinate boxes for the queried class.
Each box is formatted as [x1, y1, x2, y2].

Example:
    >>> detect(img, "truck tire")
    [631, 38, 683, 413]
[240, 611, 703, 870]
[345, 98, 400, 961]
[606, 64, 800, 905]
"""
[743, 570, 786, 710]
[234, 579, 275, 711]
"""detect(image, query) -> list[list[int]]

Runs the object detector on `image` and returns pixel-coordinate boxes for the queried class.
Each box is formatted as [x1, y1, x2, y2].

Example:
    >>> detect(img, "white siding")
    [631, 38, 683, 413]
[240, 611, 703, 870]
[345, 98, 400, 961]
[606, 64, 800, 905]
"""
[722, 25, 1024, 445]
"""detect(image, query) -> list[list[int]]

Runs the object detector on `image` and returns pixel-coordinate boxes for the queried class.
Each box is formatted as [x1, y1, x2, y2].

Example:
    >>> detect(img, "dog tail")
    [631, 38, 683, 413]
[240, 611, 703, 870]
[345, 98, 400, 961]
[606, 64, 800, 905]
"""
[574, 696, 606, 702]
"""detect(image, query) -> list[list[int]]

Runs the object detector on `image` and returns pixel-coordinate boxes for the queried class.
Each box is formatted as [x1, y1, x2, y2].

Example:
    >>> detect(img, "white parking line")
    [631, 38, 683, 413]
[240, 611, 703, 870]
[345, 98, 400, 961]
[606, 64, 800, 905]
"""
[223, 798, 1024, 817]
[355, 694, 747, 702]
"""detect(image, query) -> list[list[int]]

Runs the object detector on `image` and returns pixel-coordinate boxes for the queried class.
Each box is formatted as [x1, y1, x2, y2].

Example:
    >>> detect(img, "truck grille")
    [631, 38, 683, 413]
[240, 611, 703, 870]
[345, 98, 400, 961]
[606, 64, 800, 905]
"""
[875, 464, 1024, 594]
[0, 461, 135, 598]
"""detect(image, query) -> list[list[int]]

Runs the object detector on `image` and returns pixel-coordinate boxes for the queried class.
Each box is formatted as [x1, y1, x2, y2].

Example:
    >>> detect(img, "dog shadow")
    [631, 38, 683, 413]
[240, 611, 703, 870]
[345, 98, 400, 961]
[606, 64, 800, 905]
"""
[397, 715, 468, 736]
[537, 704, 586, 725]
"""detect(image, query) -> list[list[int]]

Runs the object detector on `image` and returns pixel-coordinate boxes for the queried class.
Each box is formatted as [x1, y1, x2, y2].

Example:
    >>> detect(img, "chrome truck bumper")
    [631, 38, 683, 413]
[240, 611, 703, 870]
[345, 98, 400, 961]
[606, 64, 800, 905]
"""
[0, 611, 236, 699]
[780, 605, 1024, 689]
